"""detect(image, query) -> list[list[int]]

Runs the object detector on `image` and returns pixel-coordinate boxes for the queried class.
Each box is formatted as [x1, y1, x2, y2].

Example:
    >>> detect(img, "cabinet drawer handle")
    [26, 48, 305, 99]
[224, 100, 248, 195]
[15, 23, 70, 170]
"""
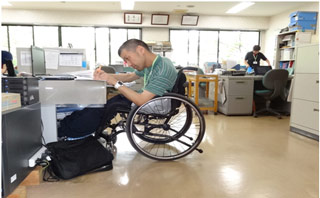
[313, 108, 319, 112]
[316, 80, 319, 84]
[235, 97, 244, 100]
[236, 81, 245, 84]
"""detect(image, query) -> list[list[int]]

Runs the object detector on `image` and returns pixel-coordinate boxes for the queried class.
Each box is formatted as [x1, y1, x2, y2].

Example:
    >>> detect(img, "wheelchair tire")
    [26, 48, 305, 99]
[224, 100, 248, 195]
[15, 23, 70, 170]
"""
[126, 93, 205, 161]
[130, 102, 193, 144]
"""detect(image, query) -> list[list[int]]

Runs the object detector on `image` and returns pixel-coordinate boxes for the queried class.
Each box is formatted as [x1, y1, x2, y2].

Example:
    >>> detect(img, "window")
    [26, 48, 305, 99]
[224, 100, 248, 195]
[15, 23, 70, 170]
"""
[61, 27, 95, 69]
[188, 31, 199, 66]
[8, 26, 33, 65]
[128, 29, 141, 40]
[96, 28, 110, 66]
[199, 31, 218, 69]
[4, 24, 141, 69]
[219, 31, 259, 67]
[170, 30, 197, 66]
[34, 26, 59, 48]
[170, 29, 259, 68]
[1, 26, 9, 51]
[110, 28, 141, 65]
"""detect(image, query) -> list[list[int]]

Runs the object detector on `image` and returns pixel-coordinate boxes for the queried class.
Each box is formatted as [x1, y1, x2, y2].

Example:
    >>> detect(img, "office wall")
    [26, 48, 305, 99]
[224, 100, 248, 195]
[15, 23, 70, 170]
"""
[2, 9, 269, 42]
[264, 2, 319, 65]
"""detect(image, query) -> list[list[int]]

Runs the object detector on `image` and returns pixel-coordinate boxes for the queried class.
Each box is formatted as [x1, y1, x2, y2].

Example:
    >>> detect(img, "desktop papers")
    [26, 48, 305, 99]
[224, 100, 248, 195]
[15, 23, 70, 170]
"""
[45, 49, 60, 70]
[59, 54, 83, 67]
[20, 50, 32, 66]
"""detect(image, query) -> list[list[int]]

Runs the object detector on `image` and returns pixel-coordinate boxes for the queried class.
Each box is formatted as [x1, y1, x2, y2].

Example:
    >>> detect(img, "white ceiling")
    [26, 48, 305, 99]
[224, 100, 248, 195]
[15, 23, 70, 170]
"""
[3, 1, 318, 17]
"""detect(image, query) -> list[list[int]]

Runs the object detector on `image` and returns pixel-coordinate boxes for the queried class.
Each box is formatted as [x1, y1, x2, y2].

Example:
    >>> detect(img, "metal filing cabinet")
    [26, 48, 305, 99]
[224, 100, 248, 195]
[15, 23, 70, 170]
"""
[290, 44, 319, 140]
[2, 103, 42, 197]
[214, 76, 254, 115]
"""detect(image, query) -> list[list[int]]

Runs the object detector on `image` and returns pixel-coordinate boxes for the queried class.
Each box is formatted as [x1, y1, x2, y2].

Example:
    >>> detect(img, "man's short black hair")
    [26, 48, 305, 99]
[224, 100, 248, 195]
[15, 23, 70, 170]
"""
[253, 45, 261, 51]
[118, 39, 151, 56]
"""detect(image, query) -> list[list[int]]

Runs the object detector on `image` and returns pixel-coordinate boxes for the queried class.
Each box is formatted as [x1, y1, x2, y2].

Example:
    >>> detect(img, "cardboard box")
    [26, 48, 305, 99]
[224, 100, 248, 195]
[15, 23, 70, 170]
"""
[289, 20, 317, 31]
[2, 93, 21, 112]
[290, 11, 318, 23]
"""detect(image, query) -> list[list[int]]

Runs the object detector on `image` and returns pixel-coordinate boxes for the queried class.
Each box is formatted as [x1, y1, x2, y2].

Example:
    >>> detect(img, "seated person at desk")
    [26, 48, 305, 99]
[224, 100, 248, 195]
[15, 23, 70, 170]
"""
[244, 45, 271, 73]
[1, 51, 16, 77]
[58, 39, 177, 139]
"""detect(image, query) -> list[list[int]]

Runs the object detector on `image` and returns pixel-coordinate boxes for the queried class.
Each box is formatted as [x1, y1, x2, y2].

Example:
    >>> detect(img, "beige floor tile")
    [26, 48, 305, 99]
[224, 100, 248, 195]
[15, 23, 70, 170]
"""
[27, 115, 319, 198]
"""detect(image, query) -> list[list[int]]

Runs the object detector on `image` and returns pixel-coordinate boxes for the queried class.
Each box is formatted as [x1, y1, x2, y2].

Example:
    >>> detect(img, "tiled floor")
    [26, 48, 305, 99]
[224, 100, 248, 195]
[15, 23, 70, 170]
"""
[27, 115, 319, 198]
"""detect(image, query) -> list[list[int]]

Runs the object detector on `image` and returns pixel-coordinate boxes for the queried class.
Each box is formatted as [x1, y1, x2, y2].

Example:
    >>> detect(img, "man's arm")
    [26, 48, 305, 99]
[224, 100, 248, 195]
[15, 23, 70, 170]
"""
[265, 59, 271, 66]
[94, 70, 155, 106]
[244, 60, 250, 68]
[117, 86, 155, 106]
[244, 53, 250, 68]
[100, 72, 140, 82]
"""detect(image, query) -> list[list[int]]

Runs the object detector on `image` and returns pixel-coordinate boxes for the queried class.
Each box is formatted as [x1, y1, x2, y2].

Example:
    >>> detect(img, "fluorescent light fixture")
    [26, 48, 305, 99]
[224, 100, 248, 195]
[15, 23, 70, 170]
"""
[121, 0, 135, 10]
[1, 0, 12, 7]
[226, 2, 255, 14]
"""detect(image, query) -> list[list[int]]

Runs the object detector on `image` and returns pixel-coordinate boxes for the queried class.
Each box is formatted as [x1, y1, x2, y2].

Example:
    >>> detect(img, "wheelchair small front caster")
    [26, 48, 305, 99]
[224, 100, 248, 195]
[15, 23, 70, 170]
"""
[111, 135, 117, 144]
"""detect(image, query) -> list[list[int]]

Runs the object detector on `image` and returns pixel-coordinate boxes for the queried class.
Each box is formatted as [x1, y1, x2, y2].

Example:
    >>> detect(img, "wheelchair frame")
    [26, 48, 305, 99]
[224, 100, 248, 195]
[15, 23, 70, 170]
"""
[95, 70, 206, 161]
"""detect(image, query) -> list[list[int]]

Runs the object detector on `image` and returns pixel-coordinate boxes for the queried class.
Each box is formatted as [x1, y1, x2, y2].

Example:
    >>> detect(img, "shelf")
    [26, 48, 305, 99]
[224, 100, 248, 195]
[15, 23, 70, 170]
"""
[278, 30, 297, 35]
[280, 47, 295, 49]
[280, 59, 295, 61]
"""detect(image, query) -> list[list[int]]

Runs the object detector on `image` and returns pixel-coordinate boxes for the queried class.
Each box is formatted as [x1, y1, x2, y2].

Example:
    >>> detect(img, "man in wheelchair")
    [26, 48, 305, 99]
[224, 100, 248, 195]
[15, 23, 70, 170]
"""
[58, 39, 178, 139]
[58, 39, 206, 160]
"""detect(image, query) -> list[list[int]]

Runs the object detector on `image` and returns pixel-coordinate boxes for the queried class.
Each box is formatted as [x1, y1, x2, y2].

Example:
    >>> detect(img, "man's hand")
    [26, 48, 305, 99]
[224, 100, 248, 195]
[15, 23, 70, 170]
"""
[93, 69, 117, 85]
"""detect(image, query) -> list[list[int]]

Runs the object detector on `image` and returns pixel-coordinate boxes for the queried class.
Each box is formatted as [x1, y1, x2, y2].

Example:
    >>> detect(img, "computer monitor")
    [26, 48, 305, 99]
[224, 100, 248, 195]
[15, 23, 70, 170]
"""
[254, 66, 272, 76]
[31, 46, 46, 76]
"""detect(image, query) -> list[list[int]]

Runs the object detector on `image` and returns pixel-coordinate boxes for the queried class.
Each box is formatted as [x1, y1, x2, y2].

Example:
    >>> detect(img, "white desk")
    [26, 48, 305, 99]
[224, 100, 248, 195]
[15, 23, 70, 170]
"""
[39, 80, 107, 143]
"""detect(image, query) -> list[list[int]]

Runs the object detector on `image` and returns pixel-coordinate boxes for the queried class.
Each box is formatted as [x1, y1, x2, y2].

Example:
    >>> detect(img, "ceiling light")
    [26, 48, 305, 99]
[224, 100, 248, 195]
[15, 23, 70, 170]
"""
[226, 2, 255, 14]
[121, 0, 135, 10]
[1, 0, 12, 7]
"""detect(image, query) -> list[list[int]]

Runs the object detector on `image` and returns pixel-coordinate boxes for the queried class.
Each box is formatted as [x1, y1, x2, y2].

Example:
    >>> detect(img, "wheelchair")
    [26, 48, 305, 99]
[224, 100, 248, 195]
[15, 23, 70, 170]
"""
[95, 69, 206, 161]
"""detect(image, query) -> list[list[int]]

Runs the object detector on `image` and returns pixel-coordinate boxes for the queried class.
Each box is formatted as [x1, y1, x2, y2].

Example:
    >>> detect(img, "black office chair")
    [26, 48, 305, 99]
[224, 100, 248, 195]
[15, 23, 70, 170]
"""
[100, 66, 116, 74]
[253, 69, 289, 119]
[180, 66, 206, 97]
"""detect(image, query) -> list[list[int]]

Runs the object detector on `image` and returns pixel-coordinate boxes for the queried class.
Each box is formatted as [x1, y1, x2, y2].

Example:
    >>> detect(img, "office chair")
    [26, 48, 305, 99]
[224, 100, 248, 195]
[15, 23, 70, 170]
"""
[253, 69, 289, 119]
[100, 66, 116, 74]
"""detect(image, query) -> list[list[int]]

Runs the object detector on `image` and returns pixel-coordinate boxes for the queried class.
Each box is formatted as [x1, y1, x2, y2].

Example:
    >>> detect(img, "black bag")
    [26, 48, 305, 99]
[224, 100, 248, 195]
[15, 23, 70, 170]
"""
[44, 136, 113, 180]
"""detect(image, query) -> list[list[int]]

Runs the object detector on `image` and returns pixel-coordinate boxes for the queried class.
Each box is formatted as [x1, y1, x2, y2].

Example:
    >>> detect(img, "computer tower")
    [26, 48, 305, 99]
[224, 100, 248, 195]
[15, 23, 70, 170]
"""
[2, 77, 39, 106]
[2, 103, 42, 197]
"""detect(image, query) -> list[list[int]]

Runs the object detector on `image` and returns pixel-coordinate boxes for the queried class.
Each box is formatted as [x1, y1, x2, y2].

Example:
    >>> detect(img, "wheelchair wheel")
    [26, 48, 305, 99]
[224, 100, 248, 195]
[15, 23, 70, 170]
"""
[126, 93, 205, 160]
[130, 101, 193, 144]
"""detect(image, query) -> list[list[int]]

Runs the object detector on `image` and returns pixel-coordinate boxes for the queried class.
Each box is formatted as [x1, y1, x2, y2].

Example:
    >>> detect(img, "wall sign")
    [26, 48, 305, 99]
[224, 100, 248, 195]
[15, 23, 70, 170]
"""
[124, 13, 142, 24]
[181, 15, 199, 26]
[151, 14, 169, 25]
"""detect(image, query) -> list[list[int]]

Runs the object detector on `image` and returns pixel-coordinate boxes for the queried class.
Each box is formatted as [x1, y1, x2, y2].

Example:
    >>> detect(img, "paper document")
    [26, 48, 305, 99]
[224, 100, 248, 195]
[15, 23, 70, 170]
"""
[45, 49, 60, 70]
[20, 51, 32, 66]
[59, 54, 83, 67]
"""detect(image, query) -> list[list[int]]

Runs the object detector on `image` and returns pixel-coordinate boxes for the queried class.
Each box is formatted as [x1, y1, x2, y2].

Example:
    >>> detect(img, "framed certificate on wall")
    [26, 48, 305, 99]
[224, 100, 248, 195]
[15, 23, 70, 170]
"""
[124, 13, 142, 24]
[151, 14, 169, 25]
[181, 15, 199, 26]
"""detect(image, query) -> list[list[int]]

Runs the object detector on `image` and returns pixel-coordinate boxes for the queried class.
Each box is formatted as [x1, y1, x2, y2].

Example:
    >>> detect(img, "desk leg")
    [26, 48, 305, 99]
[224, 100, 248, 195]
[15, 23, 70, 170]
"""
[41, 105, 58, 143]
[188, 80, 192, 97]
[195, 80, 199, 106]
[206, 82, 209, 98]
[214, 79, 218, 113]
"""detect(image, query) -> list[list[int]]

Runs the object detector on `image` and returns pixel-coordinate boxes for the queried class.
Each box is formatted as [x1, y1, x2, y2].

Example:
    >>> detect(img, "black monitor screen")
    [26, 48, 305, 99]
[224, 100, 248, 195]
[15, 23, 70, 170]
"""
[31, 46, 46, 76]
